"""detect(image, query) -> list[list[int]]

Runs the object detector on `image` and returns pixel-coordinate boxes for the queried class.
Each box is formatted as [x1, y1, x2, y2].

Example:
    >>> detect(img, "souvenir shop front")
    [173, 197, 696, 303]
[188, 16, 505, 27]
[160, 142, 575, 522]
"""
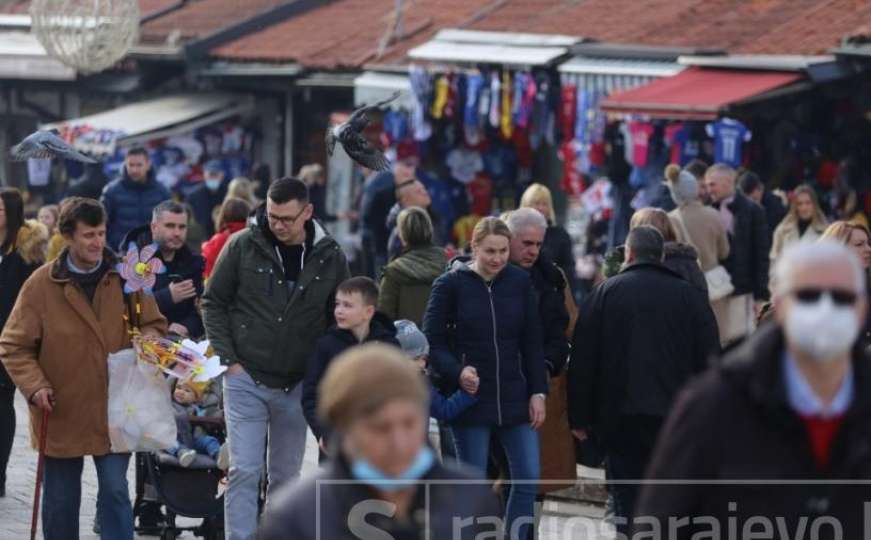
[43, 92, 261, 199]
[350, 29, 580, 251]
[575, 56, 858, 251]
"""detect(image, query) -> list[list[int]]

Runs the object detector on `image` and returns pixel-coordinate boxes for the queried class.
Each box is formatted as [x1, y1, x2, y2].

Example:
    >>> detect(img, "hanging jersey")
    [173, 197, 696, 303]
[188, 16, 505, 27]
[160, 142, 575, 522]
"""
[706, 118, 752, 167]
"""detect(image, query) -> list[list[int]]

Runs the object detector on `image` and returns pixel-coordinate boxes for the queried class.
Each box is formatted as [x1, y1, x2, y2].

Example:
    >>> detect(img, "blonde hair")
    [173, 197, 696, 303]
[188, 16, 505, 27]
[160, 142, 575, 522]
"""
[317, 344, 428, 432]
[226, 177, 257, 206]
[630, 208, 677, 243]
[786, 184, 827, 228]
[471, 216, 512, 247]
[519, 183, 555, 222]
[298, 163, 325, 186]
[820, 221, 870, 245]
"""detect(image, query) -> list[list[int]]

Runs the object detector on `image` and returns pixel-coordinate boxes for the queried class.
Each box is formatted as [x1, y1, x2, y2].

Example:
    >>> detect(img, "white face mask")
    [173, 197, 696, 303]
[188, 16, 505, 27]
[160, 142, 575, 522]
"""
[785, 292, 859, 362]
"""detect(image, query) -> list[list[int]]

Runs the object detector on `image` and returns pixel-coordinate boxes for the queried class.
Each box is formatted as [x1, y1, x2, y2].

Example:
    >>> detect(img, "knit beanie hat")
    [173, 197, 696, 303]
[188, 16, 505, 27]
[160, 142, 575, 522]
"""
[394, 319, 430, 358]
[665, 164, 699, 206]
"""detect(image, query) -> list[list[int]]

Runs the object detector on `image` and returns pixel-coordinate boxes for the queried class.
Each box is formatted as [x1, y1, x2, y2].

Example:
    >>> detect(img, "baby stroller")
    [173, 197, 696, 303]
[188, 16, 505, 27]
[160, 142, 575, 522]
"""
[141, 414, 227, 540]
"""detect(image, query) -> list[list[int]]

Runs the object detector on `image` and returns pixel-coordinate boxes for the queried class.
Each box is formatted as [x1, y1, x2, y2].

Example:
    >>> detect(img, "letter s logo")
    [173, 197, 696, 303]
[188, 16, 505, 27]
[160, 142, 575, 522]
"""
[347, 499, 397, 540]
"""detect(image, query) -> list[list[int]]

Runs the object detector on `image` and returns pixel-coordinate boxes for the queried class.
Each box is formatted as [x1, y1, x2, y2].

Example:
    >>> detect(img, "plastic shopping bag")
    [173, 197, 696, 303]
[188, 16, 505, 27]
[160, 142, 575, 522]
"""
[107, 348, 177, 453]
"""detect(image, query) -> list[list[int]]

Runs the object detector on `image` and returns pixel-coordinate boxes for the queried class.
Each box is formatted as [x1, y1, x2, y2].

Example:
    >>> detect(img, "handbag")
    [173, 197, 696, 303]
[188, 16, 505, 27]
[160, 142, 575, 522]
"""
[674, 212, 734, 301]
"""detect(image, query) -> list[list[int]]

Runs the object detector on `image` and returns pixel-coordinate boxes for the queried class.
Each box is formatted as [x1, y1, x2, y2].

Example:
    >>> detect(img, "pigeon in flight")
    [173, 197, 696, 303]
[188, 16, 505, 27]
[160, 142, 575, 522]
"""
[326, 91, 399, 172]
[10, 129, 97, 163]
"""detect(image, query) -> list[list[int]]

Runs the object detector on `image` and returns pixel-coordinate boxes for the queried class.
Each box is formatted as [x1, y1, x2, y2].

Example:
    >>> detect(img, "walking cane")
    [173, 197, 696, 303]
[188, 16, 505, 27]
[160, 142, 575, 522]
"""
[30, 409, 49, 540]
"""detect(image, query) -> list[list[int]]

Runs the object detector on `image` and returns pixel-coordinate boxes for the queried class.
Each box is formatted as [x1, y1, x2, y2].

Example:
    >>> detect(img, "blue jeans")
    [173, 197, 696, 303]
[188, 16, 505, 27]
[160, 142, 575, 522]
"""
[224, 369, 307, 540]
[43, 453, 133, 540]
[452, 424, 540, 540]
[170, 434, 221, 458]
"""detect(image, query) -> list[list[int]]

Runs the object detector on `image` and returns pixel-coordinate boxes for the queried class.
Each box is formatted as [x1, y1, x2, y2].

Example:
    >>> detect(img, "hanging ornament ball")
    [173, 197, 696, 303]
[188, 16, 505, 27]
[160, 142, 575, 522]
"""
[30, 0, 140, 74]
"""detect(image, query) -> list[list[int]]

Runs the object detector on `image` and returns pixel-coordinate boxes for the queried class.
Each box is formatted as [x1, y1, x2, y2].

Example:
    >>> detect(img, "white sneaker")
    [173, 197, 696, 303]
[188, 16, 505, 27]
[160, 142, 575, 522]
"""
[178, 448, 197, 467]
[216, 443, 229, 471]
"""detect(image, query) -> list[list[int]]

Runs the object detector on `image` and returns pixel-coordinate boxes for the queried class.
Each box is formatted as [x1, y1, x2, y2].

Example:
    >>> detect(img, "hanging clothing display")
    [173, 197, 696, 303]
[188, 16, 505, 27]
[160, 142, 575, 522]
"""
[706, 117, 752, 167]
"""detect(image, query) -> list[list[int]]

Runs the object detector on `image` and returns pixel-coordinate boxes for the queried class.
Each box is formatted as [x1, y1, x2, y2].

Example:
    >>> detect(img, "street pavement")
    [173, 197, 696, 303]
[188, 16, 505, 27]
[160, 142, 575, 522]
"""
[1, 391, 608, 539]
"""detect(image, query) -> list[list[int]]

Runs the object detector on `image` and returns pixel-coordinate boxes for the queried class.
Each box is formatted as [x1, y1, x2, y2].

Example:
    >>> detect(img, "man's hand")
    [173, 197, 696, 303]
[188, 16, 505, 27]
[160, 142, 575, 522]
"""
[571, 429, 588, 441]
[227, 363, 245, 376]
[169, 280, 197, 304]
[31, 388, 55, 413]
[459, 366, 479, 394]
[529, 395, 546, 430]
[168, 323, 190, 337]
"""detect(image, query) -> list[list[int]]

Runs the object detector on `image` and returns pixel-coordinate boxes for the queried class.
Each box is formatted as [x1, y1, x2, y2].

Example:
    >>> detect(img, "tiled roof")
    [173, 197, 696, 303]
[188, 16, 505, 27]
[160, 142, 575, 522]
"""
[465, 0, 867, 56]
[210, 0, 498, 69]
[139, 0, 291, 45]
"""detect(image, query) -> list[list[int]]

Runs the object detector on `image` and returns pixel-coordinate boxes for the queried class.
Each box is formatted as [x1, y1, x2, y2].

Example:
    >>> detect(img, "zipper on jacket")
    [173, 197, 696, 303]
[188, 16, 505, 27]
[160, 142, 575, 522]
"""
[486, 282, 502, 425]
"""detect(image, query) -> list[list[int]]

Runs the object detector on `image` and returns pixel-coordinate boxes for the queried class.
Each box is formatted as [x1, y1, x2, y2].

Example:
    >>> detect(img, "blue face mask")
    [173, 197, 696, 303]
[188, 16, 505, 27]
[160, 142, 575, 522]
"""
[350, 446, 435, 492]
[205, 178, 222, 191]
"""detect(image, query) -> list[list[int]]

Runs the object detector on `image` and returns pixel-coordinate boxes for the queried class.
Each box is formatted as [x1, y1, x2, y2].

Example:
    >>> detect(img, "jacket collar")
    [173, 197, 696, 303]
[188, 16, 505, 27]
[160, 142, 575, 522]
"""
[618, 260, 683, 280]
[50, 247, 118, 283]
[720, 323, 871, 422]
[120, 224, 194, 265]
[121, 168, 158, 190]
[327, 312, 398, 345]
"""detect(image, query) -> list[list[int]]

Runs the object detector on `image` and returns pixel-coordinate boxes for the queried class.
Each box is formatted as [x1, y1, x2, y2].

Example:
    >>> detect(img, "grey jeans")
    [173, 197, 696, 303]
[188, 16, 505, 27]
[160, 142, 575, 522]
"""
[223, 369, 307, 540]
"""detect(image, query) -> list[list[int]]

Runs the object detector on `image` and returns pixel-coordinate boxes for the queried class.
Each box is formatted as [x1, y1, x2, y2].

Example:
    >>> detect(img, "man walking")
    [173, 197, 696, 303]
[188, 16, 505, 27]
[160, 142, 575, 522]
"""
[101, 147, 171, 251]
[705, 163, 770, 345]
[0, 197, 166, 539]
[187, 160, 227, 238]
[568, 226, 719, 536]
[202, 177, 349, 540]
[506, 208, 576, 494]
[636, 240, 871, 538]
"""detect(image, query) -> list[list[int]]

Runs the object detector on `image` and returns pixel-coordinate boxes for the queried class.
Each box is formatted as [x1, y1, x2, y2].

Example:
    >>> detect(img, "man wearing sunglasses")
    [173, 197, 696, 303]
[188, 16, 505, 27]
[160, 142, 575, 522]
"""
[635, 240, 871, 538]
[202, 177, 350, 540]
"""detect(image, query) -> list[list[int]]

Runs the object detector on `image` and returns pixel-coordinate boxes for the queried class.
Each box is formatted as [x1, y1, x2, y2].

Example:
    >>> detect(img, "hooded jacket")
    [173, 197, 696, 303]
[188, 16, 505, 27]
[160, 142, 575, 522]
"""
[0, 222, 48, 387]
[202, 206, 350, 389]
[121, 224, 205, 338]
[636, 324, 871, 539]
[101, 168, 171, 251]
[378, 245, 447, 327]
[302, 312, 400, 440]
[423, 259, 547, 426]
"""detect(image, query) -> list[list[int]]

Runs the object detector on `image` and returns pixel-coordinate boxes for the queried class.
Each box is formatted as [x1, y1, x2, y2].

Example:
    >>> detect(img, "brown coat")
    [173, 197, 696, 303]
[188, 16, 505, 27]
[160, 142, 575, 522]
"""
[0, 250, 166, 458]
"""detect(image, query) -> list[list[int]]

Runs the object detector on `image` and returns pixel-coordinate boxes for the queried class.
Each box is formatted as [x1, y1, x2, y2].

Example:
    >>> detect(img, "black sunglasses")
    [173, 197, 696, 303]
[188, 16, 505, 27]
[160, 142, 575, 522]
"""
[792, 287, 858, 307]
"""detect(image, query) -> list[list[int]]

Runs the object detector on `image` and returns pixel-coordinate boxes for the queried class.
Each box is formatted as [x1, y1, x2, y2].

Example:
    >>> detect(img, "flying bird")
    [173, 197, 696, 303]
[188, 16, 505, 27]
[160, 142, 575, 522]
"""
[10, 129, 97, 163]
[326, 91, 399, 172]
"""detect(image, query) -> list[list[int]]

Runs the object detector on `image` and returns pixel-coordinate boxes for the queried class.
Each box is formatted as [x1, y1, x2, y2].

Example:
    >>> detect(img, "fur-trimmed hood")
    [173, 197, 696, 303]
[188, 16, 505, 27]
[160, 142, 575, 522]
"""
[15, 219, 49, 266]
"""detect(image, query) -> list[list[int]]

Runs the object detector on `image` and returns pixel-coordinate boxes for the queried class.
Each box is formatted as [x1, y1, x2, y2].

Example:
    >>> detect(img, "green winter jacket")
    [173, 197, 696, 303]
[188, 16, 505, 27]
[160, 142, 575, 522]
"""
[378, 245, 447, 327]
[202, 215, 350, 389]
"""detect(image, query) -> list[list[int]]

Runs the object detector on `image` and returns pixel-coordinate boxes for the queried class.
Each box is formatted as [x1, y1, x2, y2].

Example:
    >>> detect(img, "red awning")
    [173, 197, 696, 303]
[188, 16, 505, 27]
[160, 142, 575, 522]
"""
[601, 67, 806, 120]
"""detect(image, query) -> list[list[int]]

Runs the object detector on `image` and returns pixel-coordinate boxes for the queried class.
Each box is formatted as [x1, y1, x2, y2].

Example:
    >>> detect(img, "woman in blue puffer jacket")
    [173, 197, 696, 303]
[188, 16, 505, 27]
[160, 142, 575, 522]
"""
[423, 216, 547, 539]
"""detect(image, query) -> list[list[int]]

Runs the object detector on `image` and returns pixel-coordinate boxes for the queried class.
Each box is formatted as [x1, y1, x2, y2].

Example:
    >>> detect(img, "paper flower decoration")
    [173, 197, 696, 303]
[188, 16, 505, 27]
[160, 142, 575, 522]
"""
[181, 339, 227, 382]
[117, 242, 166, 294]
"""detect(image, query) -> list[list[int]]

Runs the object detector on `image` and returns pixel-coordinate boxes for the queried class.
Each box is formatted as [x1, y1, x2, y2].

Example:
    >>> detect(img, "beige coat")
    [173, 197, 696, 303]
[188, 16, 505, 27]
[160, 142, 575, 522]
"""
[769, 218, 826, 266]
[0, 250, 166, 458]
[669, 202, 730, 272]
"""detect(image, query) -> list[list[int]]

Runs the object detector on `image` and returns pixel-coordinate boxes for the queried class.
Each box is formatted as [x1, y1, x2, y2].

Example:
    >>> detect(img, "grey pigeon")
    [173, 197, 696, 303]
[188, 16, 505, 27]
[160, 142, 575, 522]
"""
[10, 129, 97, 163]
[326, 92, 399, 172]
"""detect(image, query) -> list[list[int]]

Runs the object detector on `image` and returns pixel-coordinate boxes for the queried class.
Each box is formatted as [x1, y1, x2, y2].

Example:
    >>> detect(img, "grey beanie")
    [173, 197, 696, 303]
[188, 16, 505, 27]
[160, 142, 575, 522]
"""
[667, 169, 699, 206]
[394, 319, 430, 358]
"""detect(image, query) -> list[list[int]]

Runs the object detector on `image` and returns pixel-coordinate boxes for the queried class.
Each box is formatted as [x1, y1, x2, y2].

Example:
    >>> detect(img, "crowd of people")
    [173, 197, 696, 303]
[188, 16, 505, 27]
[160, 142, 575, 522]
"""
[0, 144, 870, 540]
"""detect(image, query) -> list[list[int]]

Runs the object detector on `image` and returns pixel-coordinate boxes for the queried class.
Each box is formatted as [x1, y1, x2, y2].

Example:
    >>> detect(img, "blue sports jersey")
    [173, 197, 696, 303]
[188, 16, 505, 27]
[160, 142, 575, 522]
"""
[706, 118, 751, 167]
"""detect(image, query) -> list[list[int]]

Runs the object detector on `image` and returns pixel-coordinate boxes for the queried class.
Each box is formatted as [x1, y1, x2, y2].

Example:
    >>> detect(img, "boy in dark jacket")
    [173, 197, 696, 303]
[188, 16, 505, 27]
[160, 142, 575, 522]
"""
[394, 319, 477, 421]
[302, 277, 400, 449]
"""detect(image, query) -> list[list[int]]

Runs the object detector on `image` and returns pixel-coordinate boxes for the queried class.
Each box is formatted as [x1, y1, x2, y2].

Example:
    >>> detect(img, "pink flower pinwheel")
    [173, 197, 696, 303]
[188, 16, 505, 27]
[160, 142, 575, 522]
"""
[117, 242, 166, 294]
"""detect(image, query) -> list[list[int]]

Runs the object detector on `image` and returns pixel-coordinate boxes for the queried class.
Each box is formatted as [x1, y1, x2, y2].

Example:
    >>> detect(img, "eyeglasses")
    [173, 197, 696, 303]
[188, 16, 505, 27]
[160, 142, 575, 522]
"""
[267, 205, 308, 227]
[792, 287, 858, 307]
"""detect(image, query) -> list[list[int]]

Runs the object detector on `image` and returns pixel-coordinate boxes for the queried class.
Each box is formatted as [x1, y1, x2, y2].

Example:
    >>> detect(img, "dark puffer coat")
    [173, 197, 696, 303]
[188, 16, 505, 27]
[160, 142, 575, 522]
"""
[423, 259, 547, 427]
[302, 313, 400, 440]
[527, 254, 570, 376]
[101, 168, 171, 251]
